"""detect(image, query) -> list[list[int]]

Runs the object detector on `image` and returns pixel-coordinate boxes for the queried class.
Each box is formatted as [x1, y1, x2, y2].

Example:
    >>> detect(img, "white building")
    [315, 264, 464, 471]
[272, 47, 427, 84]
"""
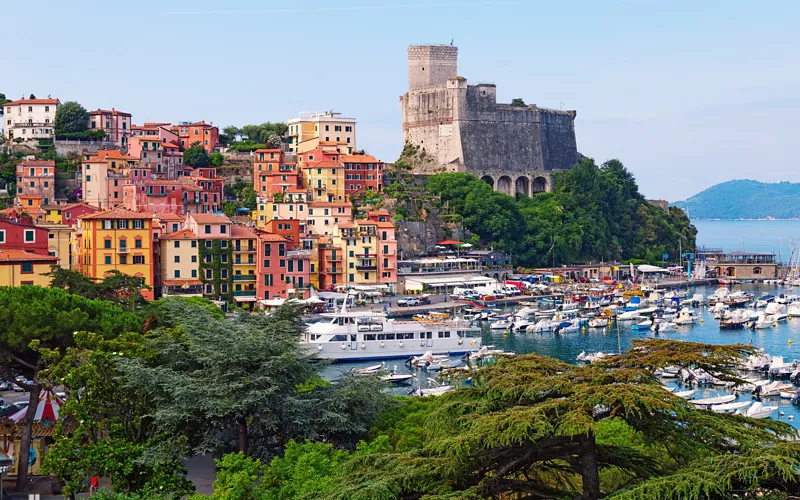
[287, 111, 356, 154]
[3, 98, 60, 141]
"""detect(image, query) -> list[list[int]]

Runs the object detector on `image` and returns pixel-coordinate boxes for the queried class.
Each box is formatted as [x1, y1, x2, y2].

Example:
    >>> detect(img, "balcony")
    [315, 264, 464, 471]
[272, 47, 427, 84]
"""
[233, 275, 257, 281]
[327, 256, 343, 262]
[355, 253, 377, 258]
[233, 246, 256, 253]
[325, 268, 343, 274]
[286, 250, 310, 258]
[356, 265, 378, 270]
[233, 290, 256, 297]
[233, 260, 256, 266]
[117, 247, 129, 254]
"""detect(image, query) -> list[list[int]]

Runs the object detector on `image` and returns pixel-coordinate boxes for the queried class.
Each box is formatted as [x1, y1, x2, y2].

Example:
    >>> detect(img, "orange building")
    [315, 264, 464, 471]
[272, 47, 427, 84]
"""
[173, 121, 219, 153]
[253, 149, 300, 196]
[16, 160, 55, 207]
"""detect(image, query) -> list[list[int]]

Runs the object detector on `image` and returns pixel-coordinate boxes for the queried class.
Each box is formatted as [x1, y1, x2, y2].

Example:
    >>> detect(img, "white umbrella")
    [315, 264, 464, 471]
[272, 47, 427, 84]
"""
[460, 243, 474, 248]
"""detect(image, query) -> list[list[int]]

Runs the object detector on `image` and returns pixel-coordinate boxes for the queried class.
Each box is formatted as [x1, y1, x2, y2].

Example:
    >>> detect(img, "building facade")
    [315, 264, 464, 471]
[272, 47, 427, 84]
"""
[287, 112, 356, 154]
[3, 98, 59, 141]
[16, 160, 55, 206]
[88, 109, 132, 148]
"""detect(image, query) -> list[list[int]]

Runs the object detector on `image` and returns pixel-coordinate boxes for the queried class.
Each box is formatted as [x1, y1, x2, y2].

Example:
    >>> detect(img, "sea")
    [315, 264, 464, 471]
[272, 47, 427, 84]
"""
[693, 219, 800, 262]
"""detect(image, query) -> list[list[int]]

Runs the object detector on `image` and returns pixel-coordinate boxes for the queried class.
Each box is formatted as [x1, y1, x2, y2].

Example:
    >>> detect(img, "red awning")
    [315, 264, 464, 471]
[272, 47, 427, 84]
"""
[437, 240, 463, 246]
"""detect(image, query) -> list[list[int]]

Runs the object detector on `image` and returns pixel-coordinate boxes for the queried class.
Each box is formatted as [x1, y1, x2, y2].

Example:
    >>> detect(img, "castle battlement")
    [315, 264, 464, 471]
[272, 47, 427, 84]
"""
[400, 44, 579, 196]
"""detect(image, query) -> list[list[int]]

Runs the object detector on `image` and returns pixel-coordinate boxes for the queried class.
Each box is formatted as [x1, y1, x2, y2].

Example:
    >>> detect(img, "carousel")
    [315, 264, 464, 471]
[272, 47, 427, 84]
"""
[0, 389, 64, 477]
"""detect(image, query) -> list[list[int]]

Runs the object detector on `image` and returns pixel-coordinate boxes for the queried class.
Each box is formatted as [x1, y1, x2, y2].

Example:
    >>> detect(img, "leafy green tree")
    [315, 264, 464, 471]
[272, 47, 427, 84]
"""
[211, 152, 225, 167]
[46, 267, 150, 311]
[221, 126, 240, 145]
[54, 101, 89, 134]
[510, 97, 526, 107]
[0, 286, 142, 490]
[0, 93, 10, 114]
[327, 339, 800, 499]
[42, 331, 193, 498]
[184, 141, 211, 169]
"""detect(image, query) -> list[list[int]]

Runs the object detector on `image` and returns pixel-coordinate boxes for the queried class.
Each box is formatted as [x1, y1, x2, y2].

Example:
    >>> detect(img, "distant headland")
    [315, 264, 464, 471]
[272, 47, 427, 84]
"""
[672, 180, 800, 220]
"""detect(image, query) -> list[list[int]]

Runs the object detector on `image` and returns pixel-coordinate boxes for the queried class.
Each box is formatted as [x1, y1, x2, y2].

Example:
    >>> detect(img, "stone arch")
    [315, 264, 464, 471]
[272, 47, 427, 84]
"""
[532, 176, 548, 193]
[480, 175, 494, 188]
[515, 176, 530, 197]
[497, 175, 513, 196]
[726, 267, 735, 277]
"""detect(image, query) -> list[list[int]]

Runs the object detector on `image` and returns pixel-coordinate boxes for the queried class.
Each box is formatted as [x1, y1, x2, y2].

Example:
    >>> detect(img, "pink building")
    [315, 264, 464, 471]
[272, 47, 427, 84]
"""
[186, 213, 231, 238]
[123, 180, 185, 215]
[88, 109, 132, 148]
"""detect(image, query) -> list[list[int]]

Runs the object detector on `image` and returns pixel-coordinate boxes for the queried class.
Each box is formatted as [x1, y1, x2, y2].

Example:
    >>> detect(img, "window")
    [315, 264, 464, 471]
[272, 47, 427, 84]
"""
[104, 256, 112, 265]
[20, 262, 34, 274]
[174, 255, 180, 263]
[174, 241, 180, 248]
[192, 269, 197, 278]
[174, 270, 181, 278]
[134, 220, 143, 229]
[104, 239, 112, 249]
[119, 255, 127, 264]
[220, 225, 227, 234]
[103, 220, 112, 230]
[24, 229, 35, 242]
[221, 269, 227, 279]
[117, 220, 128, 229]
[221, 254, 228, 263]
[133, 255, 145, 264]
[205, 241, 212, 248]
[204, 225, 211, 234]
[191, 240, 197, 248]
[135, 239, 142, 248]
[206, 269, 213, 279]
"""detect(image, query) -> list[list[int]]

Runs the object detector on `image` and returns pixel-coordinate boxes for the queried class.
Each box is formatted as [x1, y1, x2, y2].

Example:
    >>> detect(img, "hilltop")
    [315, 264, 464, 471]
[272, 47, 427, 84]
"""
[672, 180, 800, 219]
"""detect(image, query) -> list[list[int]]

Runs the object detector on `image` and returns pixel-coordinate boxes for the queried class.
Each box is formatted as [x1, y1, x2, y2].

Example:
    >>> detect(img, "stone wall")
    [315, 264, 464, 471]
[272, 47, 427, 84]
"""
[54, 139, 118, 157]
[407, 45, 458, 91]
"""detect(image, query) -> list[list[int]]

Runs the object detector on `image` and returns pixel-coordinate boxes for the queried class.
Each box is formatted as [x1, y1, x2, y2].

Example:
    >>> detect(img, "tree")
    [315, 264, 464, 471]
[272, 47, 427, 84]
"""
[184, 141, 211, 169]
[46, 267, 150, 310]
[211, 152, 225, 167]
[0, 93, 10, 114]
[0, 286, 142, 490]
[510, 97, 527, 107]
[327, 339, 800, 499]
[54, 101, 89, 135]
[28, 94, 36, 99]
[222, 126, 240, 144]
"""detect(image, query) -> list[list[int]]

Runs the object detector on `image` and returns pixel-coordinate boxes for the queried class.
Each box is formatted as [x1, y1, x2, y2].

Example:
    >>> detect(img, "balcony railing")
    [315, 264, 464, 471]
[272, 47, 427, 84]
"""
[233, 246, 256, 253]
[233, 260, 256, 266]
[286, 250, 310, 258]
[233, 290, 256, 297]
[355, 253, 377, 258]
[233, 275, 257, 281]
[325, 268, 343, 274]
[117, 247, 128, 254]
[356, 265, 377, 270]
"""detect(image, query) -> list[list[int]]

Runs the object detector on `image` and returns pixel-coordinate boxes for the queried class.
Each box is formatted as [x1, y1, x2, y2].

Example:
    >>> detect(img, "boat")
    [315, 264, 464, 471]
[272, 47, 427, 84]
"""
[631, 319, 652, 331]
[741, 401, 778, 419]
[692, 394, 736, 407]
[674, 308, 698, 325]
[689, 293, 706, 306]
[354, 361, 386, 375]
[427, 358, 464, 371]
[651, 319, 676, 333]
[407, 351, 450, 368]
[720, 310, 749, 330]
[780, 388, 800, 400]
[708, 287, 730, 304]
[577, 351, 614, 363]
[381, 372, 414, 384]
[788, 302, 800, 317]
[674, 389, 695, 399]
[755, 294, 775, 308]
[617, 310, 641, 322]
[588, 318, 608, 328]
[753, 380, 793, 397]
[527, 319, 556, 333]
[414, 384, 454, 397]
[659, 366, 681, 378]
[710, 302, 729, 319]
[750, 314, 773, 330]
[711, 400, 751, 413]
[304, 296, 481, 361]
[489, 320, 512, 330]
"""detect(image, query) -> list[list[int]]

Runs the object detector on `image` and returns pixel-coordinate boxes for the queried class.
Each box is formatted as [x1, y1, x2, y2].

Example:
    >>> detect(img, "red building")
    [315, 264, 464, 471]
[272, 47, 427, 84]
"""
[256, 232, 291, 301]
[0, 217, 50, 255]
[253, 149, 300, 197]
[173, 121, 219, 153]
[341, 154, 384, 196]
[59, 202, 100, 226]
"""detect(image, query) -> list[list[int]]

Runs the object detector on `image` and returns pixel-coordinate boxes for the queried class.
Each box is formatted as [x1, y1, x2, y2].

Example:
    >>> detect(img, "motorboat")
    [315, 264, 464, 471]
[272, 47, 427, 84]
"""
[741, 401, 778, 419]
[674, 308, 698, 325]
[659, 366, 681, 378]
[724, 291, 751, 307]
[674, 389, 695, 399]
[710, 302, 729, 319]
[750, 314, 773, 330]
[765, 356, 796, 377]
[708, 287, 730, 304]
[711, 400, 751, 413]
[305, 297, 481, 360]
[780, 388, 800, 400]
[692, 394, 736, 407]
[427, 358, 464, 371]
[407, 351, 451, 368]
[527, 319, 556, 333]
[617, 310, 641, 322]
[414, 383, 454, 397]
[680, 367, 714, 385]
[740, 350, 772, 371]
[510, 319, 534, 331]
[588, 317, 608, 328]
[381, 371, 414, 384]
[719, 310, 749, 330]
[632, 319, 652, 331]
[577, 351, 614, 363]
[755, 294, 775, 308]
[650, 318, 676, 333]
[753, 380, 793, 397]
[490, 320, 512, 330]
[689, 293, 706, 306]
[354, 361, 386, 375]
[788, 302, 800, 317]
[552, 320, 580, 334]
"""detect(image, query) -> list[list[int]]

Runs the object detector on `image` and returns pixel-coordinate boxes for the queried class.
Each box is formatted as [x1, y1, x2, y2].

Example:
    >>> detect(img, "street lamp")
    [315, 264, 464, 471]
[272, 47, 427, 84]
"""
[0, 453, 13, 500]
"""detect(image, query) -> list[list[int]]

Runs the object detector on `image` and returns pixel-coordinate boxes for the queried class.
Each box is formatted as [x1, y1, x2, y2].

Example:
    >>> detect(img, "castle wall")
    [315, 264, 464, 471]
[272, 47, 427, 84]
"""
[407, 45, 458, 91]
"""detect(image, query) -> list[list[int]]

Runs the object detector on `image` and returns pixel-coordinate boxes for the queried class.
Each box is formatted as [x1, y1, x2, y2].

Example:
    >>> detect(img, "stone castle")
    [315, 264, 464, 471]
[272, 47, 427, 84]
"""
[399, 45, 579, 195]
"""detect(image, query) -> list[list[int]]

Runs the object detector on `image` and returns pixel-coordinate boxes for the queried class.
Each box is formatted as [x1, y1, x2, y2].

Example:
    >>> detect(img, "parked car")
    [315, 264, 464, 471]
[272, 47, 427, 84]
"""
[0, 402, 27, 418]
[0, 380, 12, 391]
[418, 295, 432, 305]
[397, 297, 422, 307]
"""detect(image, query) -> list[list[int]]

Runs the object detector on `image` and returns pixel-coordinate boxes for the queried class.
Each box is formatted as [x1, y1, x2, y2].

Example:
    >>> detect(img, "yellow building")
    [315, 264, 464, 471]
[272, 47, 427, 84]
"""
[303, 161, 346, 202]
[286, 111, 356, 154]
[301, 234, 321, 290]
[333, 220, 379, 286]
[231, 226, 257, 306]
[0, 250, 58, 287]
[43, 206, 63, 224]
[159, 229, 202, 297]
[76, 207, 155, 300]
[38, 223, 74, 269]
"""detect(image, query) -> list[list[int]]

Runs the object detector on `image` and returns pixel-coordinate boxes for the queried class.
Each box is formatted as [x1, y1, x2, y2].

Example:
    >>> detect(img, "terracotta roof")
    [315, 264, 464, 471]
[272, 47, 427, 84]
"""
[375, 221, 395, 228]
[303, 161, 341, 169]
[62, 202, 99, 211]
[367, 209, 391, 216]
[189, 213, 230, 224]
[88, 108, 132, 117]
[19, 160, 55, 167]
[337, 222, 356, 229]
[6, 98, 59, 106]
[159, 229, 195, 240]
[231, 225, 257, 239]
[0, 250, 58, 262]
[85, 150, 138, 162]
[155, 213, 185, 221]
[162, 279, 202, 286]
[258, 232, 290, 242]
[341, 154, 381, 163]
[358, 220, 378, 225]
[79, 207, 154, 220]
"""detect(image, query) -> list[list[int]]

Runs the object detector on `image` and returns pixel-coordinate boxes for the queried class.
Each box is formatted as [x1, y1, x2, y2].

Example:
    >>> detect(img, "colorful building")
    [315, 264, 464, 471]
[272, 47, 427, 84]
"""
[158, 229, 202, 297]
[0, 250, 58, 286]
[82, 150, 138, 209]
[127, 136, 164, 172]
[333, 218, 397, 290]
[256, 232, 290, 301]
[186, 213, 233, 300]
[306, 202, 352, 236]
[38, 223, 74, 269]
[231, 225, 258, 306]
[88, 108, 132, 148]
[286, 111, 356, 154]
[303, 160, 345, 202]
[173, 121, 219, 153]
[257, 189, 307, 226]
[253, 149, 300, 197]
[16, 160, 55, 207]
[76, 208, 155, 300]
[341, 154, 384, 195]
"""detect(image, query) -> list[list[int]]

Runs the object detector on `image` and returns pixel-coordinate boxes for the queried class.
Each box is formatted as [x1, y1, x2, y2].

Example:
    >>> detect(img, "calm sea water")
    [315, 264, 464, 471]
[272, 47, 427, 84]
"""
[329, 283, 800, 428]
[694, 219, 800, 262]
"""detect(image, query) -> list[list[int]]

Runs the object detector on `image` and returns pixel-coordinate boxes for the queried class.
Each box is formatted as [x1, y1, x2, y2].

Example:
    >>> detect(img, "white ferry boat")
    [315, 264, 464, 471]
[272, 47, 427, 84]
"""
[303, 304, 482, 361]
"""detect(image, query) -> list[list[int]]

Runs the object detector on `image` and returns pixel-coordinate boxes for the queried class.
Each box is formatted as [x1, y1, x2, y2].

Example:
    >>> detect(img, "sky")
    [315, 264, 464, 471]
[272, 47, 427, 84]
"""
[3, 0, 799, 201]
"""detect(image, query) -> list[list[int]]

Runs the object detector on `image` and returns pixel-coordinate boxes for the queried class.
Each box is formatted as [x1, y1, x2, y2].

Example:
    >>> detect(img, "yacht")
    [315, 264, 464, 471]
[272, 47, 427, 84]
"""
[304, 302, 481, 361]
[674, 308, 698, 325]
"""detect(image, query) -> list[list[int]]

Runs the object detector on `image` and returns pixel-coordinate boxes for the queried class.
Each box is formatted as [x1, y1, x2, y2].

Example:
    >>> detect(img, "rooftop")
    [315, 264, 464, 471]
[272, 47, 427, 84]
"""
[230, 225, 257, 239]
[189, 213, 231, 224]
[80, 207, 154, 220]
[6, 98, 59, 106]
[0, 249, 58, 262]
[19, 160, 55, 167]
[89, 108, 132, 117]
[159, 229, 195, 240]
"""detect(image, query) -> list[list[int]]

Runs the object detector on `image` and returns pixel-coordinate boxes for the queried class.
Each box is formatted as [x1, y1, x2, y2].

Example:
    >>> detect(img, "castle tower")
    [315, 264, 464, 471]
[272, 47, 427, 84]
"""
[407, 45, 458, 91]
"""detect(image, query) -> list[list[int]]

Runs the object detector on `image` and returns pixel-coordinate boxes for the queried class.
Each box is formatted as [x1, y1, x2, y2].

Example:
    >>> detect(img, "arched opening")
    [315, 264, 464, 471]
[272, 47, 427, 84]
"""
[753, 266, 762, 275]
[515, 176, 530, 197]
[726, 267, 735, 277]
[497, 176, 513, 196]
[480, 175, 494, 189]
[533, 176, 547, 193]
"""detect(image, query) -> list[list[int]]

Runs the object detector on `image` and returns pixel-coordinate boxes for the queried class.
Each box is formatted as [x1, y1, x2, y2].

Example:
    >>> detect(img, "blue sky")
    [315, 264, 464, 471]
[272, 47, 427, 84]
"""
[3, 0, 799, 200]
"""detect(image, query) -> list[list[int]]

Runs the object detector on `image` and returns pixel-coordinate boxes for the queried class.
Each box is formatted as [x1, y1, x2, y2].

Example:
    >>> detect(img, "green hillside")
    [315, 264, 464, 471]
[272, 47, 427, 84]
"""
[672, 180, 800, 219]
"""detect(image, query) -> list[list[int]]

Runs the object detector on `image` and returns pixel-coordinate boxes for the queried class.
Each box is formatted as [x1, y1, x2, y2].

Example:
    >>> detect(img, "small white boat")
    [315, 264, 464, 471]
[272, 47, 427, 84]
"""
[490, 320, 512, 330]
[617, 310, 641, 322]
[427, 358, 464, 371]
[674, 389, 695, 399]
[527, 319, 555, 333]
[631, 319, 653, 331]
[692, 394, 736, 407]
[751, 314, 773, 330]
[741, 401, 778, 419]
[588, 318, 608, 328]
[753, 380, 793, 397]
[674, 308, 698, 325]
[659, 366, 681, 378]
[711, 400, 751, 413]
[355, 361, 386, 375]
[382, 372, 414, 384]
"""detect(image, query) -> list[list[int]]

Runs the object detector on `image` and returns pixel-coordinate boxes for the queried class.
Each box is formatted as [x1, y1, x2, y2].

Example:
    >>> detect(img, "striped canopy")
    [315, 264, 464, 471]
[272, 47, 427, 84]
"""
[9, 389, 63, 424]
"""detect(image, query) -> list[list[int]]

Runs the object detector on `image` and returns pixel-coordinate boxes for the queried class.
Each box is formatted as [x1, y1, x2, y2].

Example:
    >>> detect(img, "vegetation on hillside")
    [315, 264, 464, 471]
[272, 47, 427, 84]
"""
[419, 158, 696, 266]
[54, 101, 89, 135]
[673, 179, 800, 219]
[221, 123, 288, 151]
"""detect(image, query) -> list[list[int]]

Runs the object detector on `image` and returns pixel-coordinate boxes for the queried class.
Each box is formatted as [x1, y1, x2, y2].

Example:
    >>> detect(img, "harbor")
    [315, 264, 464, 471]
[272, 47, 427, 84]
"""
[321, 281, 800, 429]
